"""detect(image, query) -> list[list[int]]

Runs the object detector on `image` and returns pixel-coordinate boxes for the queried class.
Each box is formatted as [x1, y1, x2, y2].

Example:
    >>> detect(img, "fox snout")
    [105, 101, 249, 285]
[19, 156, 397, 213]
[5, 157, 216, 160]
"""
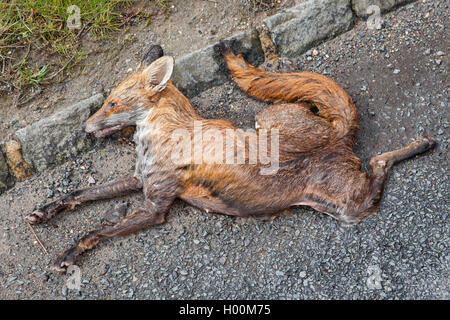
[85, 122, 123, 138]
[84, 113, 106, 136]
[84, 110, 128, 138]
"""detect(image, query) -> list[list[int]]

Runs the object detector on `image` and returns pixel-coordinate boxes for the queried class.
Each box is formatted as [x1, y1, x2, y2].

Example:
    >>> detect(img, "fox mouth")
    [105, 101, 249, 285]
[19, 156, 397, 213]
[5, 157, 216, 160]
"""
[92, 125, 123, 138]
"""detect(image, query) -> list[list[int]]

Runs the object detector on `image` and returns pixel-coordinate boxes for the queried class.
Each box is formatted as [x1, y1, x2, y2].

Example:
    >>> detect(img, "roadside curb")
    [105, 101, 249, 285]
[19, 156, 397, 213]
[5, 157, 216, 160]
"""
[172, 28, 264, 98]
[263, 0, 354, 58]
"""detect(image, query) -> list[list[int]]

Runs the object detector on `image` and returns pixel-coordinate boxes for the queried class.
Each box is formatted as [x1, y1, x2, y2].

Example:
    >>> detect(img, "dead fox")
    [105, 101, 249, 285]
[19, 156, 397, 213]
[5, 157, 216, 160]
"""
[27, 43, 435, 272]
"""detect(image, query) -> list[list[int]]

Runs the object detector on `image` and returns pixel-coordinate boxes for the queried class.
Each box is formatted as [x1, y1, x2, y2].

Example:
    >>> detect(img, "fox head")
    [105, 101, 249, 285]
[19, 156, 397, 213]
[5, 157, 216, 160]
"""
[85, 45, 174, 137]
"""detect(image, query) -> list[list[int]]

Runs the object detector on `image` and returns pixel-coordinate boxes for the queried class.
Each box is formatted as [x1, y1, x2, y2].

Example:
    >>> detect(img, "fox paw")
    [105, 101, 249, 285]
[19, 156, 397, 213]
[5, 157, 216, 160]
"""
[26, 209, 48, 225]
[27, 194, 78, 225]
[52, 246, 80, 273]
[417, 136, 437, 150]
[26, 204, 66, 225]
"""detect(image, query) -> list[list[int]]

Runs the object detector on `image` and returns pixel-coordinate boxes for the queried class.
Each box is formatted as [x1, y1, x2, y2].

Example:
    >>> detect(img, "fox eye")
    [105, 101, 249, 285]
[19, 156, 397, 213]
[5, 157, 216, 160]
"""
[109, 102, 117, 109]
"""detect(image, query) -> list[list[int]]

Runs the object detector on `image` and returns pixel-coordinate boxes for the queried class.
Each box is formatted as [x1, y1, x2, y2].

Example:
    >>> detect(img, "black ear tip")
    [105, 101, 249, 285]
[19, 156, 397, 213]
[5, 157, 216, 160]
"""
[142, 45, 164, 66]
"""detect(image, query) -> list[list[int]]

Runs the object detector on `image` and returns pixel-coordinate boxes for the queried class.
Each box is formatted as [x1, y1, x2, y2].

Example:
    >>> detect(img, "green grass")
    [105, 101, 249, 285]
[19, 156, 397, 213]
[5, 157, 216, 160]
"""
[17, 63, 48, 88]
[0, 0, 132, 90]
[0, 0, 128, 49]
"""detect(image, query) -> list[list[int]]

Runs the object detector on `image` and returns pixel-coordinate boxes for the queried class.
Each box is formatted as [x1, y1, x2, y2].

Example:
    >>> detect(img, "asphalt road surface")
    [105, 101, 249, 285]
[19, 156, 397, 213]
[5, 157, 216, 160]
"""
[0, 0, 448, 299]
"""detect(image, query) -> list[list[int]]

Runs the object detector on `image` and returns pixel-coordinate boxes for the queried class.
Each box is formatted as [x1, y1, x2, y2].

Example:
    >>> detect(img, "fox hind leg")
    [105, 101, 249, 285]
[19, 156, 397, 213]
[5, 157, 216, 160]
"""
[325, 136, 437, 224]
[255, 102, 338, 155]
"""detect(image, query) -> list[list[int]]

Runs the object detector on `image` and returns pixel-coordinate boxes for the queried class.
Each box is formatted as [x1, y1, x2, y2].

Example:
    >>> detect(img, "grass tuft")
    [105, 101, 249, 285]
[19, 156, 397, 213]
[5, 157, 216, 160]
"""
[17, 62, 48, 88]
[0, 0, 131, 91]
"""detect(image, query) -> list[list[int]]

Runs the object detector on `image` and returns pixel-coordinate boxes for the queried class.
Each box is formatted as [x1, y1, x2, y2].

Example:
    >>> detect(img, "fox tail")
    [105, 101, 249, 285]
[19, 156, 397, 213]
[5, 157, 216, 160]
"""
[217, 41, 358, 138]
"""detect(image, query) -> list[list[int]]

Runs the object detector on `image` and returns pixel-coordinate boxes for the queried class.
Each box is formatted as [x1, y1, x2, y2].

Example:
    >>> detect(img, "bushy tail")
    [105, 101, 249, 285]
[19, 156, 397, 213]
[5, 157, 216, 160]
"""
[217, 41, 358, 138]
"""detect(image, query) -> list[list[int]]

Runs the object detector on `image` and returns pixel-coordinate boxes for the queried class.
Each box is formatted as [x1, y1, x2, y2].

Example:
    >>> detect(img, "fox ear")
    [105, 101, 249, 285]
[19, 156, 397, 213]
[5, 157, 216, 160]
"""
[141, 56, 174, 93]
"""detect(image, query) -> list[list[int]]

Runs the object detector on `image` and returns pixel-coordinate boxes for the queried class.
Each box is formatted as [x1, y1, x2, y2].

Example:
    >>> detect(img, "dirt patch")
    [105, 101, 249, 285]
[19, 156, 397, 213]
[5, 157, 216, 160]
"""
[0, 0, 296, 143]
